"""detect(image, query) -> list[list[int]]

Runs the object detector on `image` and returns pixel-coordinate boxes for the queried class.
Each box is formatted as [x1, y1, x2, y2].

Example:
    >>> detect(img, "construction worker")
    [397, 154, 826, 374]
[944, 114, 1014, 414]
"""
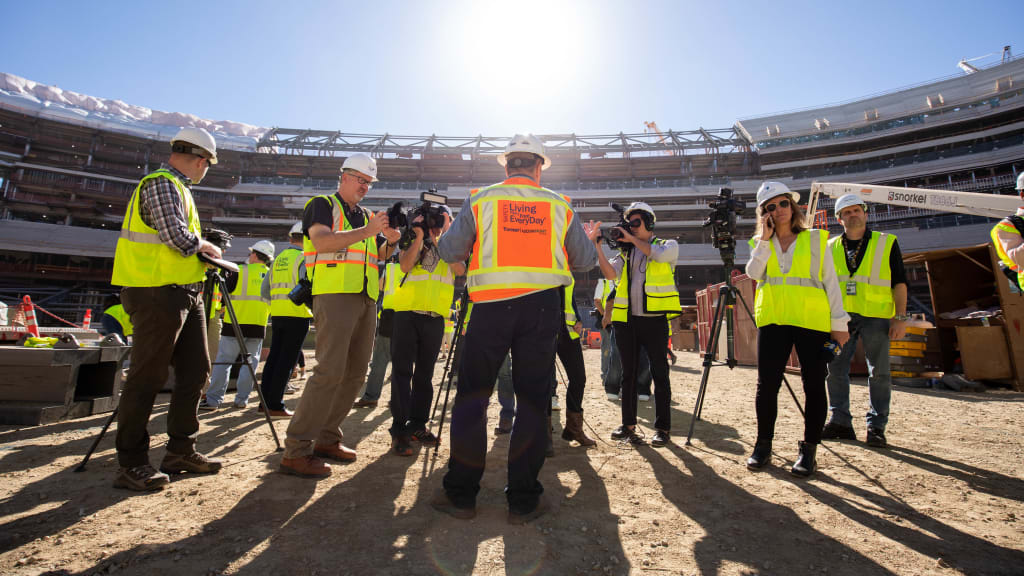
[745, 182, 850, 477]
[822, 194, 908, 448]
[279, 153, 400, 478]
[200, 240, 275, 410]
[110, 127, 224, 491]
[554, 279, 596, 447]
[256, 222, 312, 419]
[992, 173, 1024, 294]
[432, 134, 598, 524]
[388, 205, 463, 456]
[353, 257, 399, 408]
[101, 294, 132, 341]
[593, 202, 681, 447]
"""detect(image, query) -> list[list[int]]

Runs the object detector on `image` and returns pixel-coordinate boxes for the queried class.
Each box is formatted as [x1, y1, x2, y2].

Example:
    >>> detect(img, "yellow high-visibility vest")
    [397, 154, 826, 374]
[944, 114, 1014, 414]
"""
[391, 256, 455, 317]
[103, 304, 133, 337]
[564, 280, 580, 340]
[230, 262, 271, 326]
[269, 248, 313, 319]
[465, 177, 573, 302]
[754, 229, 831, 333]
[829, 232, 896, 319]
[992, 220, 1024, 291]
[611, 239, 682, 322]
[302, 194, 379, 299]
[111, 169, 205, 287]
[380, 261, 400, 311]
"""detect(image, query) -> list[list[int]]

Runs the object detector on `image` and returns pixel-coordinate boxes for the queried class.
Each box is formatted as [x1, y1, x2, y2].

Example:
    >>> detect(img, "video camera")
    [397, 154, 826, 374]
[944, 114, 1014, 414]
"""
[388, 190, 450, 250]
[203, 228, 234, 251]
[702, 187, 746, 265]
[596, 202, 633, 251]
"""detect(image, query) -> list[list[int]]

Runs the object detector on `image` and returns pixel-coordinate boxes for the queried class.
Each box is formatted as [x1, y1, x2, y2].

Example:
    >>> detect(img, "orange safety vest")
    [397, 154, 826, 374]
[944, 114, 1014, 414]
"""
[465, 177, 574, 302]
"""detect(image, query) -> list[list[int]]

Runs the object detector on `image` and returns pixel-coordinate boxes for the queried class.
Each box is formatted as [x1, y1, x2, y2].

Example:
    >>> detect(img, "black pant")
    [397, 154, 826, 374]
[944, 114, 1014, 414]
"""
[755, 324, 829, 445]
[444, 288, 560, 514]
[260, 316, 310, 411]
[390, 311, 444, 436]
[555, 325, 587, 413]
[117, 285, 209, 467]
[614, 315, 671, 431]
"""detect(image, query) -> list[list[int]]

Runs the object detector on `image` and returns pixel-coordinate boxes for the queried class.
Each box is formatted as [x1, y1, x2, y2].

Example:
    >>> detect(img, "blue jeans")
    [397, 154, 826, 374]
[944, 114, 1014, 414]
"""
[496, 353, 515, 420]
[600, 326, 614, 383]
[360, 333, 391, 401]
[826, 314, 891, 431]
[206, 336, 264, 406]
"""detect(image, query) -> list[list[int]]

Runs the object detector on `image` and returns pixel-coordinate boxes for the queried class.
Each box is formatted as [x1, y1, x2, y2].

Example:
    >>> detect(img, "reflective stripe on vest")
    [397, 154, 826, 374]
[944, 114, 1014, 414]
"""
[208, 284, 222, 320]
[611, 239, 682, 322]
[269, 248, 312, 318]
[564, 280, 580, 340]
[992, 220, 1024, 291]
[754, 229, 831, 332]
[111, 170, 206, 287]
[231, 262, 270, 326]
[829, 231, 896, 318]
[380, 261, 400, 310]
[466, 180, 573, 302]
[103, 304, 133, 337]
[302, 195, 380, 299]
[391, 258, 455, 317]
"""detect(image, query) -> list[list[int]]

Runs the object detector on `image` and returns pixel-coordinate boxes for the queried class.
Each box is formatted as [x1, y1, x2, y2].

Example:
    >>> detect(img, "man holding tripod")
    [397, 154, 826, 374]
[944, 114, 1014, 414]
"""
[432, 134, 597, 523]
[388, 205, 464, 456]
[593, 202, 681, 447]
[110, 127, 225, 491]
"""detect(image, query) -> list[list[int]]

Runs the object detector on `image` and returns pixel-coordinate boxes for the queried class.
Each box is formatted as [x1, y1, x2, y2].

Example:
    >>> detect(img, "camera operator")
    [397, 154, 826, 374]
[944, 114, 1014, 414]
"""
[592, 202, 681, 447]
[200, 240, 275, 410]
[388, 204, 465, 456]
[110, 127, 224, 491]
[744, 181, 849, 477]
[279, 153, 401, 479]
[256, 222, 312, 419]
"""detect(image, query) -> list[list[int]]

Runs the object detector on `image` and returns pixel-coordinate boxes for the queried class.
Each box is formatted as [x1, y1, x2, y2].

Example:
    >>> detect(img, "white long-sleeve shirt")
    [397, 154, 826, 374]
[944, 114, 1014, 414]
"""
[745, 234, 850, 332]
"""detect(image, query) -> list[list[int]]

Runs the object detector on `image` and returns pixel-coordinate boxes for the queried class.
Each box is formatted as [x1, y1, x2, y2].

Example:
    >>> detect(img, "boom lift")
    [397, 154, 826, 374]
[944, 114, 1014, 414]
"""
[808, 181, 1020, 220]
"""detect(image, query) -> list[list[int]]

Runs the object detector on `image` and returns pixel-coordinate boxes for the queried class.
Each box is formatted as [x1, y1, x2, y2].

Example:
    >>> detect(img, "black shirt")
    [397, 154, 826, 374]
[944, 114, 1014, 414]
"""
[301, 192, 388, 296]
[219, 264, 269, 339]
[841, 229, 907, 286]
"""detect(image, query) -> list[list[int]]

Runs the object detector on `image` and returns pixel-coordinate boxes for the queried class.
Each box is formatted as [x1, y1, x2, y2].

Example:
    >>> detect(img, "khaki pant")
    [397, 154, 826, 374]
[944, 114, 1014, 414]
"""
[284, 292, 376, 458]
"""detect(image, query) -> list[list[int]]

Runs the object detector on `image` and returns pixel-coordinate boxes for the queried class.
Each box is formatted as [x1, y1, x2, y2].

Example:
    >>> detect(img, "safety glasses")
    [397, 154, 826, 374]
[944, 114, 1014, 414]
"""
[763, 199, 790, 213]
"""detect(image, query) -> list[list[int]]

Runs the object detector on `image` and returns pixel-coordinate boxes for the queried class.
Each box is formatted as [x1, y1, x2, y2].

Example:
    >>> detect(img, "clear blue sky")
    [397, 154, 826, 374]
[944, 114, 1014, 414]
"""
[4, 0, 1022, 136]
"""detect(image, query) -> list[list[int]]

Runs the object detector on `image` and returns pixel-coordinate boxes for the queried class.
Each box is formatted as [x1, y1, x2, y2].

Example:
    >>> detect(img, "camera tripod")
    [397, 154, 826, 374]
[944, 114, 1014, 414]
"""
[75, 255, 282, 472]
[684, 266, 804, 446]
[428, 289, 471, 450]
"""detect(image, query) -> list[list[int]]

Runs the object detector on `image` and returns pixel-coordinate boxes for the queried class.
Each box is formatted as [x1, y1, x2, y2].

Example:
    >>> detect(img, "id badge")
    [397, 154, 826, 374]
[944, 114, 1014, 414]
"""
[845, 281, 857, 296]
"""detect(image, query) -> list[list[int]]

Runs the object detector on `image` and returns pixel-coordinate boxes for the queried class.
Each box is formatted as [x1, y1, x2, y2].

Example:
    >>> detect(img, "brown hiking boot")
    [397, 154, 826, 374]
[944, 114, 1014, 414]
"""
[160, 451, 223, 475]
[313, 442, 357, 463]
[279, 455, 331, 478]
[561, 411, 596, 447]
[113, 464, 170, 491]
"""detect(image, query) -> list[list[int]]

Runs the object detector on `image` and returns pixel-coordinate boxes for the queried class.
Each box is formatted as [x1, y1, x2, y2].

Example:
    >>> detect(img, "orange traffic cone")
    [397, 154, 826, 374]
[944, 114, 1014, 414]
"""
[82, 308, 92, 330]
[22, 295, 40, 337]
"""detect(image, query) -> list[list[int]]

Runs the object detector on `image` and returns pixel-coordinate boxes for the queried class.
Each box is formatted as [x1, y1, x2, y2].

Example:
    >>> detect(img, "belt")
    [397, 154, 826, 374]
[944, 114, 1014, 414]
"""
[171, 282, 204, 293]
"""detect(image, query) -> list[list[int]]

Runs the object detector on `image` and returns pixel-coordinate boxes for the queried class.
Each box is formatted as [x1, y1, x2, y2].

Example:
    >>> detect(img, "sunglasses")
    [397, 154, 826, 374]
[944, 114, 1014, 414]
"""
[763, 199, 790, 212]
[627, 218, 644, 228]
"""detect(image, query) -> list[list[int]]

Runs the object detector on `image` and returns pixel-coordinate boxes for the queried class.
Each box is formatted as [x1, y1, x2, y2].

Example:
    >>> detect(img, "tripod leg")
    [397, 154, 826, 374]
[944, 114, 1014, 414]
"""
[685, 284, 730, 446]
[74, 406, 118, 472]
[217, 276, 283, 451]
[432, 292, 470, 448]
[733, 289, 806, 417]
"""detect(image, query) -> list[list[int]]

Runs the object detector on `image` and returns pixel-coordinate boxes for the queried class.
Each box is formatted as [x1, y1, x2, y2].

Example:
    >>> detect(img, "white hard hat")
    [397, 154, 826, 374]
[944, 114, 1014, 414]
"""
[171, 127, 218, 164]
[624, 201, 657, 223]
[1017, 172, 1024, 191]
[249, 240, 276, 260]
[498, 134, 551, 171]
[341, 153, 379, 182]
[756, 181, 799, 207]
[834, 193, 867, 216]
[289, 222, 303, 236]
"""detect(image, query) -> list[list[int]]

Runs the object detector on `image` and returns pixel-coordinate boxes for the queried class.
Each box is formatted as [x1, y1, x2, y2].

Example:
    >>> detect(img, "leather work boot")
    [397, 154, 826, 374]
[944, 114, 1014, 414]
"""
[821, 421, 856, 441]
[279, 455, 331, 478]
[159, 451, 223, 475]
[314, 442, 357, 463]
[746, 439, 772, 470]
[561, 411, 596, 446]
[791, 441, 818, 478]
[494, 416, 513, 435]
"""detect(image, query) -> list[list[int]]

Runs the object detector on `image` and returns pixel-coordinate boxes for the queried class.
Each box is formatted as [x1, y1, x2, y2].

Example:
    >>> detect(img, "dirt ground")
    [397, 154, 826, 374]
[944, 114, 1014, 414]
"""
[1, 347, 1023, 576]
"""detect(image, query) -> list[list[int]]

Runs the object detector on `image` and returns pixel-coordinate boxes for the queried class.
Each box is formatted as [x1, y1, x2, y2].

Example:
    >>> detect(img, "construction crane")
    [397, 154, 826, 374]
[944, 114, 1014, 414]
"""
[643, 121, 675, 156]
[808, 181, 1019, 220]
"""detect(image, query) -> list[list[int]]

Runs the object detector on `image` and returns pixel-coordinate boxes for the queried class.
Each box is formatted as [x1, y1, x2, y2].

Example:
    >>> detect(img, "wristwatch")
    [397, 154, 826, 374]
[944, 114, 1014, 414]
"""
[892, 314, 910, 321]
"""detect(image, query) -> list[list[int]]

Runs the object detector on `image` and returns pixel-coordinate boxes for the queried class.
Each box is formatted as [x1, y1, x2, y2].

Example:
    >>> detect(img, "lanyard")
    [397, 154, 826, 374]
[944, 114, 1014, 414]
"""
[841, 231, 870, 273]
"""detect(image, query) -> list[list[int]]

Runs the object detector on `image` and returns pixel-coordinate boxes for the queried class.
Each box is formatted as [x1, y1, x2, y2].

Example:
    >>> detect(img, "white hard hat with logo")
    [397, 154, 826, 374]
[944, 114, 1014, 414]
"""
[834, 193, 868, 216]
[1017, 172, 1024, 191]
[756, 181, 799, 207]
[289, 222, 303, 236]
[249, 240, 276, 260]
[624, 201, 657, 223]
[498, 134, 551, 170]
[341, 153, 379, 182]
[171, 127, 218, 164]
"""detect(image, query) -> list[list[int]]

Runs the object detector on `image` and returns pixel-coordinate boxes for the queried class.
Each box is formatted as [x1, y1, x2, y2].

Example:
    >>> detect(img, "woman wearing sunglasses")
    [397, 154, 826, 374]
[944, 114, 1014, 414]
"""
[745, 181, 849, 477]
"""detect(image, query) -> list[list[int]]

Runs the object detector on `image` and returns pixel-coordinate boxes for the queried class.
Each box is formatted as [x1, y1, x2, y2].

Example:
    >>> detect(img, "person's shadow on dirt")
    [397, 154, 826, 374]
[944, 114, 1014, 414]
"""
[876, 444, 1024, 503]
[641, 442, 895, 576]
[784, 460, 1024, 575]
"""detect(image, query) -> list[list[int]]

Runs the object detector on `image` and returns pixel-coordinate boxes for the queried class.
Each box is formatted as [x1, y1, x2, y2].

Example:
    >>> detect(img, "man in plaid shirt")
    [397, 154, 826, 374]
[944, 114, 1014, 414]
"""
[110, 127, 226, 491]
